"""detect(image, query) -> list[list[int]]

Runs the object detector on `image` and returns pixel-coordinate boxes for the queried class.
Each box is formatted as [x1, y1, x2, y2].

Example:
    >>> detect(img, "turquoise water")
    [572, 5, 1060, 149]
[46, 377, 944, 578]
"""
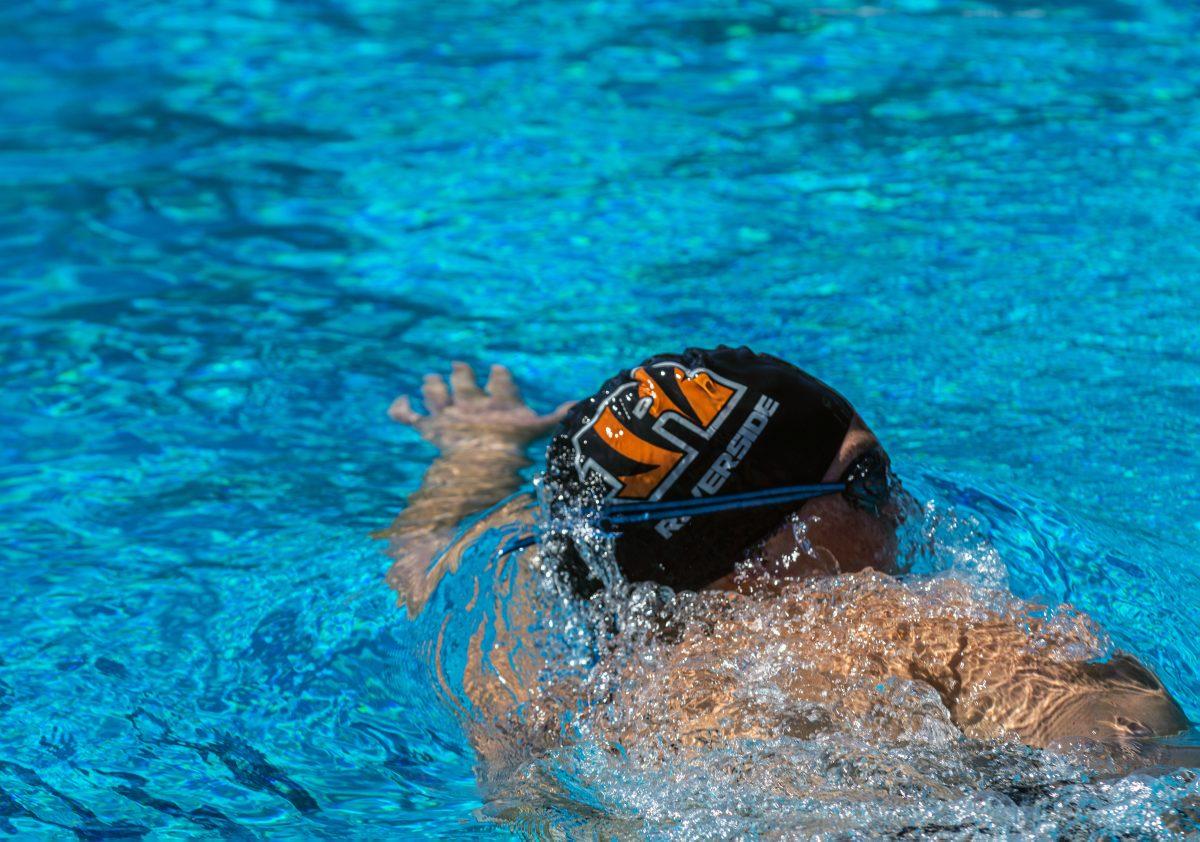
[3, 0, 1200, 836]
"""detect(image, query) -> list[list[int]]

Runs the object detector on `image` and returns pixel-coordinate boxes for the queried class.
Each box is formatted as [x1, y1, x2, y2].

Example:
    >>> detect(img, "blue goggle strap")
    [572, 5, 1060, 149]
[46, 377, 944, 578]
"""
[499, 533, 539, 555]
[602, 481, 847, 525]
[497, 481, 847, 556]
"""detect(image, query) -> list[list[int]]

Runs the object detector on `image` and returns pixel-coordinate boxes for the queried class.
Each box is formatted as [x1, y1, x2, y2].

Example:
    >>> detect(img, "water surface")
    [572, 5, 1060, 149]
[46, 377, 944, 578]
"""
[2, 0, 1199, 836]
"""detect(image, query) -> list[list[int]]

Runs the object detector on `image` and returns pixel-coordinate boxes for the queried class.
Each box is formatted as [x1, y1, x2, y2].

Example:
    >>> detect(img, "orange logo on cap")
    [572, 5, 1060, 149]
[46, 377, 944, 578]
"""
[572, 363, 746, 500]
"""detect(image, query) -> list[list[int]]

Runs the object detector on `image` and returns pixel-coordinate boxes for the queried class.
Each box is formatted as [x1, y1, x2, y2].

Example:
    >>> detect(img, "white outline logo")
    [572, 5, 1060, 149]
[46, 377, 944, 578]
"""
[571, 362, 747, 501]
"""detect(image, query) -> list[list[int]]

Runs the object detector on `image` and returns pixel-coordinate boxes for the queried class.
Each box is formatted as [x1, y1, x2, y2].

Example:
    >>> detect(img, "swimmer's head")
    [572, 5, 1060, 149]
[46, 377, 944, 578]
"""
[542, 346, 896, 592]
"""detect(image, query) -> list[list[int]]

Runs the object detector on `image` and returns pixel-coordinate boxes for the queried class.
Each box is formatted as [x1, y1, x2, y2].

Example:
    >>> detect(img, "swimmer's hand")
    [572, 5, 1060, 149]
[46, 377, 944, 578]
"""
[387, 362, 574, 453]
[378, 362, 571, 616]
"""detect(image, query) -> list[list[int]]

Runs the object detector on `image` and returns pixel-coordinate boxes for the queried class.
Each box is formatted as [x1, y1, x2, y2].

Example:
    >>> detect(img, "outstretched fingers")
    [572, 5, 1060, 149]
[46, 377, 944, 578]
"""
[422, 373, 450, 413]
[485, 364, 521, 406]
[449, 361, 485, 402]
[387, 395, 425, 427]
[390, 362, 571, 442]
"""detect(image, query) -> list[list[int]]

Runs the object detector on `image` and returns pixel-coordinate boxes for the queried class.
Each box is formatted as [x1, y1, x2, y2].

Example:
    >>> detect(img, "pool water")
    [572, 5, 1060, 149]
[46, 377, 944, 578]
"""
[2, 0, 1200, 836]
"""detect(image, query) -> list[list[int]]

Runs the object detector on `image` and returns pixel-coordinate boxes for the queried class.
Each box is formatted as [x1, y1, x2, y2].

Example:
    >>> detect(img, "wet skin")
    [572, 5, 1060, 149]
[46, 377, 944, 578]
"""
[379, 362, 1190, 764]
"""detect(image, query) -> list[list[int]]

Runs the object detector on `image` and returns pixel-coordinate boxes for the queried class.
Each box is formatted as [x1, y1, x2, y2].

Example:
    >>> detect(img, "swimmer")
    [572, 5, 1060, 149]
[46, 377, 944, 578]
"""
[377, 347, 1188, 757]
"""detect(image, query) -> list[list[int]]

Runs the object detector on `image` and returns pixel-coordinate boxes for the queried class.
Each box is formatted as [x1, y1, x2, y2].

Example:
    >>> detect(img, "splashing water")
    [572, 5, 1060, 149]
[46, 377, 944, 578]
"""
[413, 479, 1200, 839]
[5, 0, 1200, 833]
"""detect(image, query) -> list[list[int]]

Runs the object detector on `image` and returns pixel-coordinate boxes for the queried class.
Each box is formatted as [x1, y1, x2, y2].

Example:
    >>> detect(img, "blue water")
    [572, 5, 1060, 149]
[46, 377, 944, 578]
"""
[3, 0, 1200, 836]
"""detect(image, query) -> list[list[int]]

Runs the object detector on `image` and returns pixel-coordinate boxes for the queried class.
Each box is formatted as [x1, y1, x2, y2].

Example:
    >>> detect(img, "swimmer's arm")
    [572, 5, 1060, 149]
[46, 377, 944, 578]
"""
[374, 362, 572, 616]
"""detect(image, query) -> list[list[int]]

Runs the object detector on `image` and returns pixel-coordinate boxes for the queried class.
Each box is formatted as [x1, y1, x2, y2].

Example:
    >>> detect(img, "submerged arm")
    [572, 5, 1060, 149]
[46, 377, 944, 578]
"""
[375, 362, 572, 615]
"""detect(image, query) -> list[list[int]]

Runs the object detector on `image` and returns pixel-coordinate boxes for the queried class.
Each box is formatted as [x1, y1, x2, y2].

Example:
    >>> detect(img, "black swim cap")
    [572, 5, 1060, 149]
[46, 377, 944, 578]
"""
[543, 346, 855, 592]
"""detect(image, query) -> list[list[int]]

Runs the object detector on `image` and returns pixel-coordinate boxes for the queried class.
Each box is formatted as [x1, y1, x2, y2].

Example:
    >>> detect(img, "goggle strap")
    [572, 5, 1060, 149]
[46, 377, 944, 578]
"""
[498, 481, 852, 556]
[499, 533, 538, 556]
[601, 481, 847, 525]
